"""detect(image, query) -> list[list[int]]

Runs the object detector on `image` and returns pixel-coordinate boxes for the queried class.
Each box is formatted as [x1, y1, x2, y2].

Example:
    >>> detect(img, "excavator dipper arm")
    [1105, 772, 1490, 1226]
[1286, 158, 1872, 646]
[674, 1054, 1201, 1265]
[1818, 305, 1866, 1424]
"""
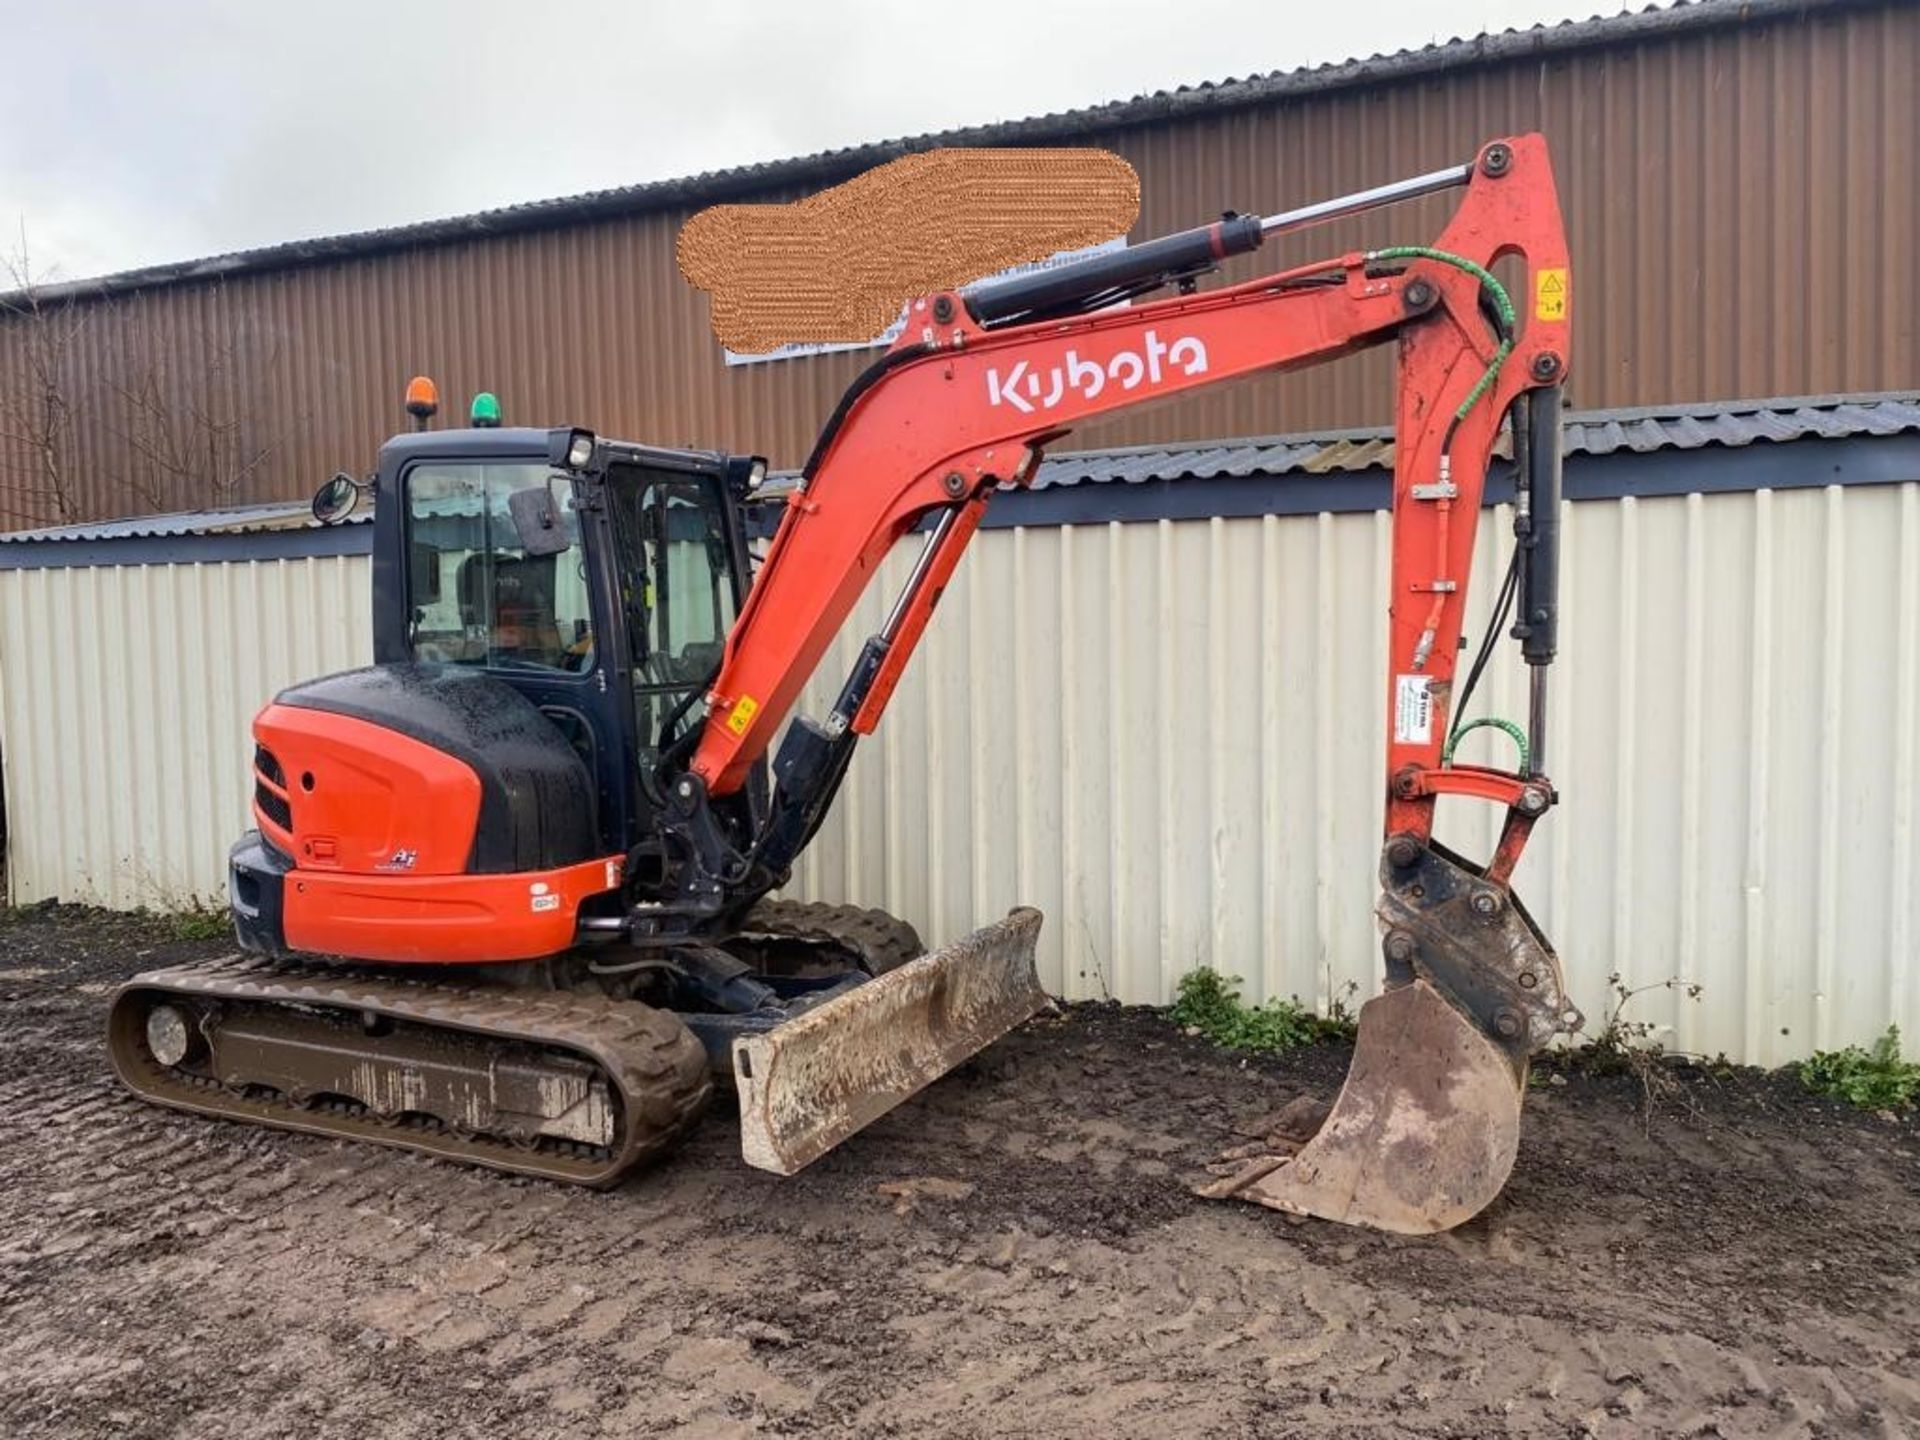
[686, 135, 1576, 1230]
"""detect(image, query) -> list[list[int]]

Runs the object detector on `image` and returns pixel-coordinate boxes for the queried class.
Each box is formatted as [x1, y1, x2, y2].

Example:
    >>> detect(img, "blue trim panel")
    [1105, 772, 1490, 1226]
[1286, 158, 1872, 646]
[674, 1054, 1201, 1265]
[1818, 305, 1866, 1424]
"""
[3, 433, 1915, 570]
[970, 432, 1920, 530]
[0, 522, 372, 571]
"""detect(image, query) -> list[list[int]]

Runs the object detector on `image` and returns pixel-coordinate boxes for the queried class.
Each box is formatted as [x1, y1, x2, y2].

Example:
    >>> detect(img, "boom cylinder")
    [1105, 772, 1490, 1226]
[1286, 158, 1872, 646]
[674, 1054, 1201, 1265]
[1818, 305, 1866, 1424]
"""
[1258, 162, 1473, 238]
[965, 158, 1475, 330]
[967, 214, 1265, 327]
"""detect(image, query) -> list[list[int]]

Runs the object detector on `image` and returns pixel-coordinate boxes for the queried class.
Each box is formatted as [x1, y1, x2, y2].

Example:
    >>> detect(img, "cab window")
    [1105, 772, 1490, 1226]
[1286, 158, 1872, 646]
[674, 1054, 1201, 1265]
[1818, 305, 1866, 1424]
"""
[404, 462, 596, 673]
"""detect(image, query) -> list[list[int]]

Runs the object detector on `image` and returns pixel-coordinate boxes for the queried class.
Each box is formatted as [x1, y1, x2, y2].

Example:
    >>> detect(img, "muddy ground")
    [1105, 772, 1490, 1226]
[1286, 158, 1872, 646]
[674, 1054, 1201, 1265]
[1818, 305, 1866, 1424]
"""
[0, 906, 1915, 1439]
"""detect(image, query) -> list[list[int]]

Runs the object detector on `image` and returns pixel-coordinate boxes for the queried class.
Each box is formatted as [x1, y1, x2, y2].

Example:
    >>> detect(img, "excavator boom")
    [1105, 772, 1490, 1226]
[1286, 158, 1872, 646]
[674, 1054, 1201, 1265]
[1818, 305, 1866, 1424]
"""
[669, 134, 1576, 1230]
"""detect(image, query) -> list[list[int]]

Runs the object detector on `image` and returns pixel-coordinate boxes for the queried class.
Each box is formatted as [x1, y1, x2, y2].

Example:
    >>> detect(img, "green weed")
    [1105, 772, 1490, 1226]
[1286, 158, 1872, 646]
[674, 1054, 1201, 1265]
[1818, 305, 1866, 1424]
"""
[1798, 1027, 1920, 1111]
[164, 907, 233, 943]
[1170, 968, 1349, 1055]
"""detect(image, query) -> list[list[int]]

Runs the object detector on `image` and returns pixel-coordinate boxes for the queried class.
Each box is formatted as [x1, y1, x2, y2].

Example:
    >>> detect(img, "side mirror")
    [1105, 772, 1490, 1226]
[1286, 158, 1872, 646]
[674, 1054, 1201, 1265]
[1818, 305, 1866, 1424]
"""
[508, 485, 573, 556]
[311, 473, 361, 525]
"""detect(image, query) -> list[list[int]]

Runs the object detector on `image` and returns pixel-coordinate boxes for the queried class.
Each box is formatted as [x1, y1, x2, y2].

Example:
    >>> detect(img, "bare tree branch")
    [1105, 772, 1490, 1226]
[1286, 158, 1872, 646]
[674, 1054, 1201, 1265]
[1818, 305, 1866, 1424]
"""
[0, 225, 90, 524]
[106, 297, 293, 512]
[5, 227, 298, 524]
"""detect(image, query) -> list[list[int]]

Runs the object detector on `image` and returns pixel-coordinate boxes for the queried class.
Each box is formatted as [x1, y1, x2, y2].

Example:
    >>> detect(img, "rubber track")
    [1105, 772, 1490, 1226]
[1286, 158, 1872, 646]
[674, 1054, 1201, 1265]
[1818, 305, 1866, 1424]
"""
[107, 955, 711, 1187]
[740, 901, 924, 975]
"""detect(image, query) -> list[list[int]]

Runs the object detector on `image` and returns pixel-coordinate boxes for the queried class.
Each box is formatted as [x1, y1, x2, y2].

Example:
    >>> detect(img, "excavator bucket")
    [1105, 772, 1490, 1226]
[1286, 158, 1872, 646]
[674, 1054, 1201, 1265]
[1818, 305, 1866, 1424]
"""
[734, 907, 1046, 1173]
[1203, 840, 1578, 1234]
[1201, 980, 1526, 1233]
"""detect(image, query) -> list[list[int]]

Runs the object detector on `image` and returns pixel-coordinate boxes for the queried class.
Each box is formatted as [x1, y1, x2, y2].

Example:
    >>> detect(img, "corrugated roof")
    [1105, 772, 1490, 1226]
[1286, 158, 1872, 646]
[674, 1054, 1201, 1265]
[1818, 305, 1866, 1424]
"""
[1025, 392, 1920, 489]
[7, 391, 1912, 545]
[11, 0, 1857, 306]
[0, 500, 341, 545]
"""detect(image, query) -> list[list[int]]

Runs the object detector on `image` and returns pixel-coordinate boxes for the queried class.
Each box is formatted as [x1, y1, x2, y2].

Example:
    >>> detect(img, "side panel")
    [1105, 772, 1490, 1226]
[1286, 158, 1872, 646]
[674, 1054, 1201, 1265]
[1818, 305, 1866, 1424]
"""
[282, 853, 625, 963]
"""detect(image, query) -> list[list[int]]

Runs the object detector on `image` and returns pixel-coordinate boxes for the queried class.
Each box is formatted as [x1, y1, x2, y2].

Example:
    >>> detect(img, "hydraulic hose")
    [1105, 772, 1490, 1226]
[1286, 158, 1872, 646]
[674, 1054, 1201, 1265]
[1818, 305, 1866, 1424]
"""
[1371, 246, 1527, 764]
[1367, 246, 1517, 425]
[1441, 715, 1530, 772]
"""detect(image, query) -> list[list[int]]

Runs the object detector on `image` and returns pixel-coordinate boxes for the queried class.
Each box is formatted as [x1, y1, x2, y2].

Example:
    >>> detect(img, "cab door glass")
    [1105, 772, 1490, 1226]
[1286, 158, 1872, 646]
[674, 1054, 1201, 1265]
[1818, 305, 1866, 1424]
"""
[606, 468, 739, 768]
[405, 462, 596, 673]
[610, 473, 737, 688]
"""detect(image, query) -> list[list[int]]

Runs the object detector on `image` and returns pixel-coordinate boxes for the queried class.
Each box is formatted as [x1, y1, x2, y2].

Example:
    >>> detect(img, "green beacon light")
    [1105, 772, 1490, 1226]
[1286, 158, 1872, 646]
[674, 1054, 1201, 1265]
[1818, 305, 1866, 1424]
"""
[470, 391, 502, 428]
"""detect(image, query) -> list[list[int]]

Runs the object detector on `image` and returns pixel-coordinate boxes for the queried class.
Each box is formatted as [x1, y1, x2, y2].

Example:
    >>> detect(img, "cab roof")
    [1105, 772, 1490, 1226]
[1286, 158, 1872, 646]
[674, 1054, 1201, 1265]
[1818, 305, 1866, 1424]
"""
[377, 426, 731, 472]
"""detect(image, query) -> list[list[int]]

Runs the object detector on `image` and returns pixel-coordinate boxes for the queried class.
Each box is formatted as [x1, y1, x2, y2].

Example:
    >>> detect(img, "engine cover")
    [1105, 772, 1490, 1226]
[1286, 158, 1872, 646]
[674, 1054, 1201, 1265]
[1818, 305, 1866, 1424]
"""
[241, 665, 617, 964]
[262, 664, 597, 876]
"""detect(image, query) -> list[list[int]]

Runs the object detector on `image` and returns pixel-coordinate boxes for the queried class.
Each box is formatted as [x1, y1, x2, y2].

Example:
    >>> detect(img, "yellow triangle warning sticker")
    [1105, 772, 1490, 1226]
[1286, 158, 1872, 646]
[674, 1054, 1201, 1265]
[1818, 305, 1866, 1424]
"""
[1535, 268, 1568, 320]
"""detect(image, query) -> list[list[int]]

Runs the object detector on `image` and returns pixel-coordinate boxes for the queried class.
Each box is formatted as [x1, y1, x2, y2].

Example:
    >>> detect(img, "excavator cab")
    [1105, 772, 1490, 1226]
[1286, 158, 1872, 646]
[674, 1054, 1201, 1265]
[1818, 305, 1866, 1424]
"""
[362, 426, 764, 865]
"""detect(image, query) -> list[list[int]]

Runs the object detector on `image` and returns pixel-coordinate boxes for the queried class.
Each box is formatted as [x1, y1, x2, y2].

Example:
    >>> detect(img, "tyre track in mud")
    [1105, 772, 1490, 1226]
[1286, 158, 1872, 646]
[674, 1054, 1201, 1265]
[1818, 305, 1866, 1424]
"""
[3, 905, 1918, 1439]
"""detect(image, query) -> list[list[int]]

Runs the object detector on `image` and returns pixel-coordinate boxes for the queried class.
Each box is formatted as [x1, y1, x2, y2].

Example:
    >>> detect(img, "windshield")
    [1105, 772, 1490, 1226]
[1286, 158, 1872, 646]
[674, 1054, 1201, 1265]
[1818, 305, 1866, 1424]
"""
[403, 461, 596, 673]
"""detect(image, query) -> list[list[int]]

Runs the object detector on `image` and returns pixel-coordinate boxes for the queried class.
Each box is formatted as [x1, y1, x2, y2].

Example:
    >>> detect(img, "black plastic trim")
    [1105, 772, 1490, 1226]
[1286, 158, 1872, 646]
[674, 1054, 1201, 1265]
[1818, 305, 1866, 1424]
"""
[229, 830, 290, 956]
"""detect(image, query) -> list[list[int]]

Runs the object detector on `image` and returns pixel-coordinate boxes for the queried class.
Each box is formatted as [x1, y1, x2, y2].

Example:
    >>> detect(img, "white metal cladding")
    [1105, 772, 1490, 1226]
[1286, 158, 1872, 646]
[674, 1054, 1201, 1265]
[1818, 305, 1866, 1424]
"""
[0, 556, 372, 911]
[1, 486, 1916, 1065]
[790, 485, 1920, 1068]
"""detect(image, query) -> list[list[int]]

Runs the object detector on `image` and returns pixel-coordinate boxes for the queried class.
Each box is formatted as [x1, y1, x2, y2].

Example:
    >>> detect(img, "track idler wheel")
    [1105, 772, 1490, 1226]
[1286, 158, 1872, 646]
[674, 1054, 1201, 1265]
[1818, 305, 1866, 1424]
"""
[1202, 840, 1581, 1235]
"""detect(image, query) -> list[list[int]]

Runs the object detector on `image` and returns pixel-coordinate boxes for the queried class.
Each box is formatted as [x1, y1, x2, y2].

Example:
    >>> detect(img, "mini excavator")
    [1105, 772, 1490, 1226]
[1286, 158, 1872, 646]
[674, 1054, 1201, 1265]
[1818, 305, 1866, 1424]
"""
[110, 135, 1576, 1234]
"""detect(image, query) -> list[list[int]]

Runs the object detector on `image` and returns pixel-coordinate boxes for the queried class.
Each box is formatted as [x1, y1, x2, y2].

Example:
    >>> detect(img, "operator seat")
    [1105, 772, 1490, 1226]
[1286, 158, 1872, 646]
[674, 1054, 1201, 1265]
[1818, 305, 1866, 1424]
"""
[453, 552, 564, 665]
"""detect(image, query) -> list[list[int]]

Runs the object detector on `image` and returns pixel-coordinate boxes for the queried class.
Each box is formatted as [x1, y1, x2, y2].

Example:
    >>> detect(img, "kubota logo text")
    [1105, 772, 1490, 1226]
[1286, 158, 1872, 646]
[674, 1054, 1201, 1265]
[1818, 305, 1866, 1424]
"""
[985, 329, 1209, 414]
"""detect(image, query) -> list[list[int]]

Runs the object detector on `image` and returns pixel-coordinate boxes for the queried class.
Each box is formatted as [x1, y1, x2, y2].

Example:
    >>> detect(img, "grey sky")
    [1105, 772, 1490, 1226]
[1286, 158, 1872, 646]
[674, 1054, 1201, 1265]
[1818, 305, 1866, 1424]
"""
[3, 0, 1606, 285]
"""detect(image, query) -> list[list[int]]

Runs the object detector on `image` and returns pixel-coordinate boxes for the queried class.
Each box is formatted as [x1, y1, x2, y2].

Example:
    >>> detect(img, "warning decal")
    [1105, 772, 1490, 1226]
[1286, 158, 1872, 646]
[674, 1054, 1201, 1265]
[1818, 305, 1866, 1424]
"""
[727, 694, 761, 735]
[1394, 675, 1434, 745]
[1535, 267, 1568, 322]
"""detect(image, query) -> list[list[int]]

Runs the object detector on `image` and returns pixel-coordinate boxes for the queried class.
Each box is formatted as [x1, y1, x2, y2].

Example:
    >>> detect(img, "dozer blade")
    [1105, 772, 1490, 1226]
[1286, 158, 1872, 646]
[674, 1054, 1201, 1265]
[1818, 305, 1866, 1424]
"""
[734, 906, 1046, 1174]
[1201, 979, 1525, 1234]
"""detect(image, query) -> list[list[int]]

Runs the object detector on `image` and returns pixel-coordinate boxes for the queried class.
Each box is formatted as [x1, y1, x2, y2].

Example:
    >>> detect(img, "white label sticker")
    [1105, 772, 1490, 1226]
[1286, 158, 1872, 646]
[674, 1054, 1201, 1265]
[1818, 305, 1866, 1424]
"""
[531, 893, 561, 913]
[1394, 674, 1433, 745]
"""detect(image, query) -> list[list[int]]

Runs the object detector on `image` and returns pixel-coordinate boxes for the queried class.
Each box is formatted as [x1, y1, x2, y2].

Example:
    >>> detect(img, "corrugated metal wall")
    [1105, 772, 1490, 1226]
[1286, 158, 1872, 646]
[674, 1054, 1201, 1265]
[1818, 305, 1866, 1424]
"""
[6, 482, 1915, 1064]
[0, 557, 370, 907]
[2, 1, 1914, 527]
[789, 483, 1920, 1067]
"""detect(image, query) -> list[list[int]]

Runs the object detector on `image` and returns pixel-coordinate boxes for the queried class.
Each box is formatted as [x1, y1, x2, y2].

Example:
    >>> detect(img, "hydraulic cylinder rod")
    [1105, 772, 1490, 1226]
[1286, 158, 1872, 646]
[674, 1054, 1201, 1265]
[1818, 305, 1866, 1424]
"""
[1258, 162, 1474, 238]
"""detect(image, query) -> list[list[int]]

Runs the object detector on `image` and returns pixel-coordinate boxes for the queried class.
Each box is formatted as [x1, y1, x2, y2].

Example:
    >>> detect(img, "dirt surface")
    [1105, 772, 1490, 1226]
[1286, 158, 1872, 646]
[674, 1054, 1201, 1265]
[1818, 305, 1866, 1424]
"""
[2, 905, 1916, 1439]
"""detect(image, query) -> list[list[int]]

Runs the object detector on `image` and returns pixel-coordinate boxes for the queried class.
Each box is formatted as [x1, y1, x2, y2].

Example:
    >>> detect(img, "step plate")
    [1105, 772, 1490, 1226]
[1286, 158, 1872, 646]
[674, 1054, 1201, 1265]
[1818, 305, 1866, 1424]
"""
[734, 907, 1046, 1174]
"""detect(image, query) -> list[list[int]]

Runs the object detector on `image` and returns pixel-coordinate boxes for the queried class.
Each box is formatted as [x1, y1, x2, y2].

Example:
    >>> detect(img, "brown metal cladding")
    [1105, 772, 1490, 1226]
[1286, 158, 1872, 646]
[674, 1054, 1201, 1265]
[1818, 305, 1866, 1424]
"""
[1, 0, 1914, 526]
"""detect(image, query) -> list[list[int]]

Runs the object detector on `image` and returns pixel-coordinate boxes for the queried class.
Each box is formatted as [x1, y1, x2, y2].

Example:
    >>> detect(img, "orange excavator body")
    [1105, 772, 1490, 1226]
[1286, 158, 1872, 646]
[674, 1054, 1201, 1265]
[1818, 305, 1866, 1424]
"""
[112, 136, 1576, 1231]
